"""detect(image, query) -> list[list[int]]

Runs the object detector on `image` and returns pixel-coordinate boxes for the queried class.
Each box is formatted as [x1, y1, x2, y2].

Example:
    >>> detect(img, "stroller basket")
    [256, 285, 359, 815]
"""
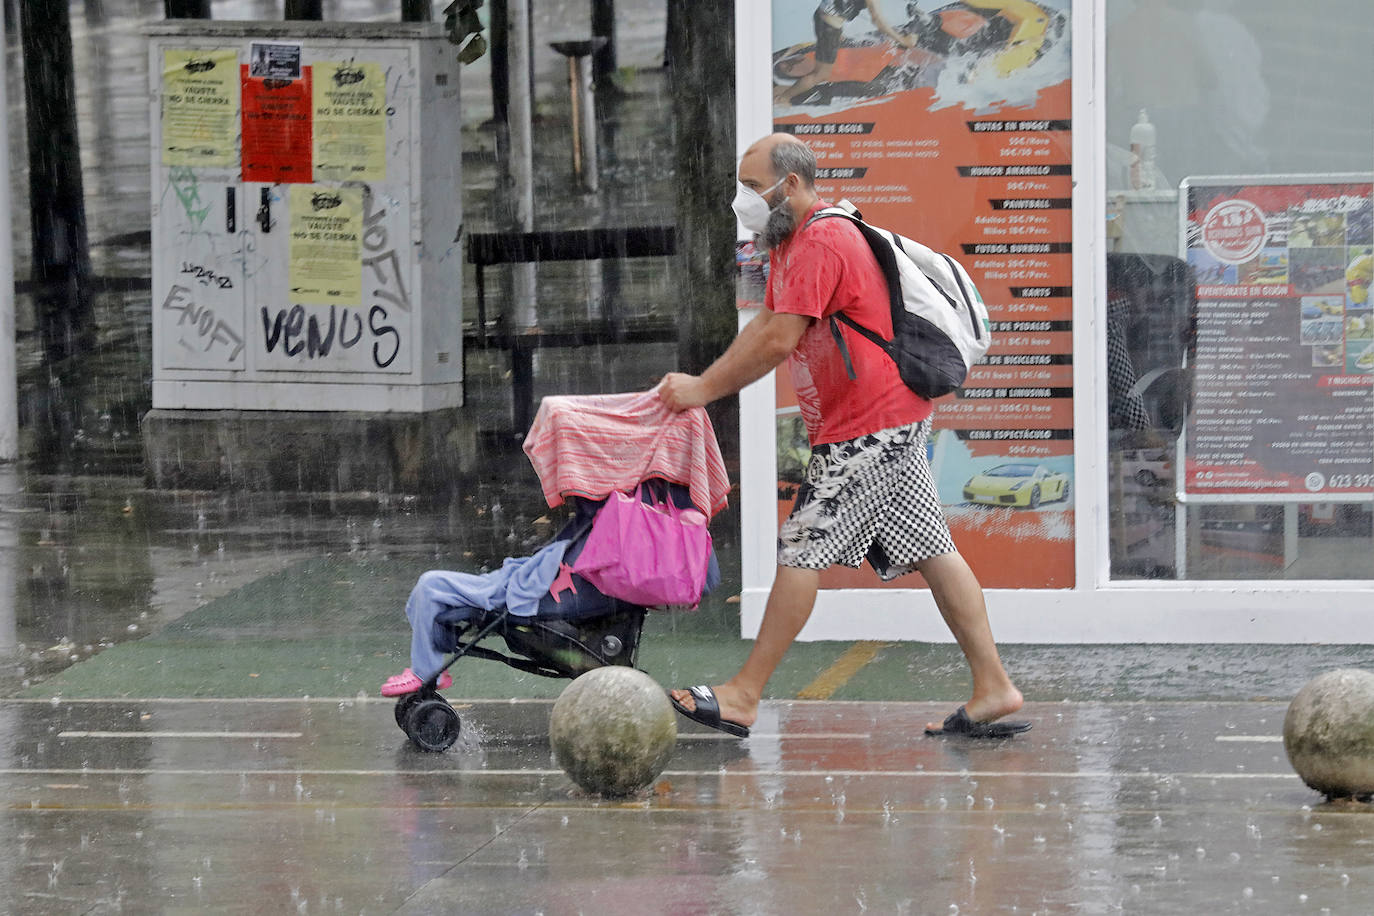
[434, 601, 647, 680]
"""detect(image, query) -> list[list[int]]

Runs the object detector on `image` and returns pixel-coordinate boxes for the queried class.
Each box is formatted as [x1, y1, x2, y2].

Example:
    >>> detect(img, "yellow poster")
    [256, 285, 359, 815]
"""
[288, 185, 363, 305]
[161, 49, 239, 167]
[312, 60, 387, 182]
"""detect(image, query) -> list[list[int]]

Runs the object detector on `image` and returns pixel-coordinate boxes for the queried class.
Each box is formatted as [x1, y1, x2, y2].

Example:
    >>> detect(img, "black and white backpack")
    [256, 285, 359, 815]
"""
[807, 201, 991, 399]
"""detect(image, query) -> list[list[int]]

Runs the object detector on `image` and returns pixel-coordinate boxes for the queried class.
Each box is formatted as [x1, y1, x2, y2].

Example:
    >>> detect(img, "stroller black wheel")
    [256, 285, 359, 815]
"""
[393, 692, 423, 729]
[405, 698, 461, 752]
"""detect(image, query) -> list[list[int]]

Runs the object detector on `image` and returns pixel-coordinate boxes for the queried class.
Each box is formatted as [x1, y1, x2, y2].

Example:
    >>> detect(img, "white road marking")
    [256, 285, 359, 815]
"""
[0, 768, 1299, 780]
[1215, 735, 1283, 743]
[57, 731, 303, 739]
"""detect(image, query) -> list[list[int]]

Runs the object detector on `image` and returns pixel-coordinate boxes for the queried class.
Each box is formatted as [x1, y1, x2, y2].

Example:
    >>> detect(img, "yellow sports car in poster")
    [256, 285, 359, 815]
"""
[963, 462, 1070, 509]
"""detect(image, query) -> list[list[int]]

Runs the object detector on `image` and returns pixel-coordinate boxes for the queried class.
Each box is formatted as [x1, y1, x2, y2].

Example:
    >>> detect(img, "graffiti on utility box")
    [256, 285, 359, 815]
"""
[259, 303, 400, 368]
[161, 284, 246, 364]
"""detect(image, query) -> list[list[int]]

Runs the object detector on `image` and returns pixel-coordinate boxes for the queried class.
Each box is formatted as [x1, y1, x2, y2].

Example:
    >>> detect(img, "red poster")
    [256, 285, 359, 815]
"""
[769, 0, 1074, 588]
[1181, 176, 1374, 499]
[241, 64, 312, 183]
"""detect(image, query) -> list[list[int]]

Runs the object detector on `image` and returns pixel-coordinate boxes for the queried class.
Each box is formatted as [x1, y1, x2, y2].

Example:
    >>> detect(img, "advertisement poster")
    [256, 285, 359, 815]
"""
[1181, 176, 1374, 500]
[768, 0, 1074, 588]
[312, 60, 387, 182]
[240, 59, 313, 183]
[287, 184, 363, 305]
[161, 49, 240, 168]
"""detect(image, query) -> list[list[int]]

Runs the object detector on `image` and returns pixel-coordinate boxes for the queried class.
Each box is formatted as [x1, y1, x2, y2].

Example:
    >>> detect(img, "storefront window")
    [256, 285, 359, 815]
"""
[1105, 0, 1374, 579]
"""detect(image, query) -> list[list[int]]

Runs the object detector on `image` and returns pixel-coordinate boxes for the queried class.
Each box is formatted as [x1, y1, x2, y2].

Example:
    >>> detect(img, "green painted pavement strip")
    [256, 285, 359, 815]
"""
[14, 553, 968, 701]
[16, 554, 855, 700]
[15, 555, 1374, 702]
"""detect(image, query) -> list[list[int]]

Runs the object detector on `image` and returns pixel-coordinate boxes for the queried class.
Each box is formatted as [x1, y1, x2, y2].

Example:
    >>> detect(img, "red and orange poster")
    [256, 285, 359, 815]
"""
[241, 44, 312, 184]
[768, 0, 1074, 588]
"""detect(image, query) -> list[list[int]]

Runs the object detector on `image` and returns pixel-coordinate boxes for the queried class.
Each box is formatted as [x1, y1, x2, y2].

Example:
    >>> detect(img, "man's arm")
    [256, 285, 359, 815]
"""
[659, 310, 812, 411]
[866, 0, 917, 47]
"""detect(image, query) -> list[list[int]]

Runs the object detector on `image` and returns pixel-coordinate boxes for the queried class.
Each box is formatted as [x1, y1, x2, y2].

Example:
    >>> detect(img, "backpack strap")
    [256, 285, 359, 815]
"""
[939, 252, 985, 343]
[829, 312, 894, 381]
[807, 207, 906, 375]
[828, 316, 857, 380]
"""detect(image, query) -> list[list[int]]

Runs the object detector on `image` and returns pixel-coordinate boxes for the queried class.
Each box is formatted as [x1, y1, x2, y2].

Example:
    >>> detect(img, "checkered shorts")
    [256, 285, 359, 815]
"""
[777, 418, 955, 581]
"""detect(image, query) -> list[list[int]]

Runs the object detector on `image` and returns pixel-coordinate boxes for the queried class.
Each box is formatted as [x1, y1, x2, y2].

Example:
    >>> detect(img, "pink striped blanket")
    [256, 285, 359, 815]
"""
[522, 390, 731, 516]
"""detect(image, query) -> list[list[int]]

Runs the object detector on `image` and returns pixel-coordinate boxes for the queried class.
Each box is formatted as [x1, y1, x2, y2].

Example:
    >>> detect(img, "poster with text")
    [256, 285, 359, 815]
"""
[288, 184, 363, 306]
[312, 60, 388, 182]
[162, 49, 240, 168]
[770, 0, 1074, 588]
[241, 59, 312, 183]
[1181, 176, 1374, 500]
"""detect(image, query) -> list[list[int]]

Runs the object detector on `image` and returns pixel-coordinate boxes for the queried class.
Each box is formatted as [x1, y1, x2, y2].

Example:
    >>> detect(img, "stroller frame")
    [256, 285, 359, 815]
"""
[392, 479, 707, 752]
[393, 558, 650, 752]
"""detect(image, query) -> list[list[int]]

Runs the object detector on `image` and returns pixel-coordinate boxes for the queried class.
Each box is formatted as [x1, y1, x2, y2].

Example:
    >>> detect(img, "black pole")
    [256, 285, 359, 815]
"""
[663, 0, 677, 69]
[487, 0, 534, 186]
[283, 0, 322, 20]
[591, 0, 616, 83]
[489, 0, 510, 167]
[163, 0, 210, 17]
[400, 0, 431, 22]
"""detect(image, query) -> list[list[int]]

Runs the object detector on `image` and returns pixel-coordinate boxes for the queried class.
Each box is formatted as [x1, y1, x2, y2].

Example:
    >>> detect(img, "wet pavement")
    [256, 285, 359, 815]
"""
[2, 697, 1372, 914]
[3, 1, 1374, 912]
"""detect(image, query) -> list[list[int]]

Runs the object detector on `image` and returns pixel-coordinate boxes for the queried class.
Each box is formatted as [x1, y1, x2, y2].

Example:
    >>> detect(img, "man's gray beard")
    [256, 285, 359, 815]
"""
[756, 202, 797, 251]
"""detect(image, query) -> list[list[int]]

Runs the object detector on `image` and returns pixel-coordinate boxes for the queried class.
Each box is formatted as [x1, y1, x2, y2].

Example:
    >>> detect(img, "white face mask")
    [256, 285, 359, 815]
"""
[732, 177, 787, 234]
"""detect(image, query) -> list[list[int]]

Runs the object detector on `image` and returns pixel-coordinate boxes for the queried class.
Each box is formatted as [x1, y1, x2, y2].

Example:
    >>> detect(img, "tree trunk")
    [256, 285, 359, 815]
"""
[667, 0, 737, 453]
[18, 0, 94, 369]
[19, 0, 95, 460]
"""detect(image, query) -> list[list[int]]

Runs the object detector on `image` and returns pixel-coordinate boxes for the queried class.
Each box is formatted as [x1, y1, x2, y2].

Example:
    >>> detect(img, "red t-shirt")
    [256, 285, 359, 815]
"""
[766, 201, 933, 444]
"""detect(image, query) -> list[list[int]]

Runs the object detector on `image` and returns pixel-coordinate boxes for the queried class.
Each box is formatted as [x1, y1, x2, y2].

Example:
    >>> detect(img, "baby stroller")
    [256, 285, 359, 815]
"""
[392, 391, 730, 752]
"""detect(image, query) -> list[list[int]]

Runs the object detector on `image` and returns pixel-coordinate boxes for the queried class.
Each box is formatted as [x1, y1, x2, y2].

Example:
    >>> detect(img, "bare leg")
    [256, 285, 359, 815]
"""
[774, 61, 834, 107]
[917, 551, 1023, 726]
[669, 565, 819, 729]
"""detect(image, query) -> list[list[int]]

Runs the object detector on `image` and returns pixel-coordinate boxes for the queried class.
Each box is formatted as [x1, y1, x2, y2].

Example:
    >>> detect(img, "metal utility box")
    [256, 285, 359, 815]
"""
[147, 22, 461, 412]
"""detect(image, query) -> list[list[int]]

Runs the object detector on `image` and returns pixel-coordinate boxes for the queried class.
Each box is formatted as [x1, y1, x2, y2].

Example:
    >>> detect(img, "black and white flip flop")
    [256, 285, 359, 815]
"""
[669, 685, 750, 738]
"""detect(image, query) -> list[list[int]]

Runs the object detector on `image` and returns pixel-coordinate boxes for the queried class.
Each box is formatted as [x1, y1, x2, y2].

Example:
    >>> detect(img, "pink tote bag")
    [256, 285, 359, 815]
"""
[572, 484, 712, 607]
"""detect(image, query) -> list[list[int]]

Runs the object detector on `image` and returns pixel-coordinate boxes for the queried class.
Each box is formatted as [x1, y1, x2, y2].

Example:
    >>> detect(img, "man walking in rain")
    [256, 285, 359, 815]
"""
[658, 133, 1029, 740]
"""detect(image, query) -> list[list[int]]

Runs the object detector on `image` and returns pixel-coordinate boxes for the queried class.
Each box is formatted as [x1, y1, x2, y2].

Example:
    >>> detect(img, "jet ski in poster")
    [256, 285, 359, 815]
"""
[773, 0, 1068, 114]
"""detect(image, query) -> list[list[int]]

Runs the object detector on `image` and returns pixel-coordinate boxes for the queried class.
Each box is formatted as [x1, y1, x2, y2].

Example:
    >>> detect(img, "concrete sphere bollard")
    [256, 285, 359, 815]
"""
[550, 666, 678, 797]
[1283, 668, 1374, 800]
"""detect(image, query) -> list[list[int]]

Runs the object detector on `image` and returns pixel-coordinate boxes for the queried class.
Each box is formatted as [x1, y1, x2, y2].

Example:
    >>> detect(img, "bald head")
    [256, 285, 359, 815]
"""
[742, 133, 817, 189]
[735, 134, 822, 249]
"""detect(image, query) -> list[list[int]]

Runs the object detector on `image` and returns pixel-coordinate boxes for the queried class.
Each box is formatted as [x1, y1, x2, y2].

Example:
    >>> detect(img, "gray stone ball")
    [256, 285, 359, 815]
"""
[550, 666, 677, 797]
[1283, 668, 1374, 800]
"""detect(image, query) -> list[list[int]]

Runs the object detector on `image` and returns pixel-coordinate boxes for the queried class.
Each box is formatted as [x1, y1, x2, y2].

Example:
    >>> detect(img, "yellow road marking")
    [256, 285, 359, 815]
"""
[796, 641, 892, 700]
